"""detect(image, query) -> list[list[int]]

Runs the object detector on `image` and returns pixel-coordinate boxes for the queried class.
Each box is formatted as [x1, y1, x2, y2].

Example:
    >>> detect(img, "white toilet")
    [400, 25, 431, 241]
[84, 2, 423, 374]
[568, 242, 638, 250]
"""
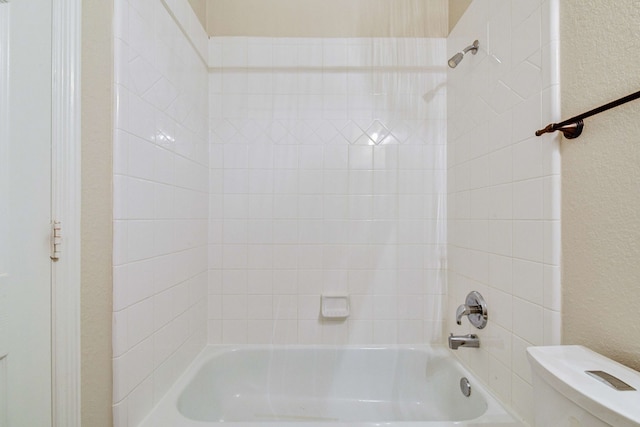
[527, 345, 640, 427]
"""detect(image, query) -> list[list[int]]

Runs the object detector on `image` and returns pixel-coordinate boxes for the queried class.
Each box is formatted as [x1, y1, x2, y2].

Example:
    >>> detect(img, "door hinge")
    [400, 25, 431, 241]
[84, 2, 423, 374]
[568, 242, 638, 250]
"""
[51, 220, 61, 261]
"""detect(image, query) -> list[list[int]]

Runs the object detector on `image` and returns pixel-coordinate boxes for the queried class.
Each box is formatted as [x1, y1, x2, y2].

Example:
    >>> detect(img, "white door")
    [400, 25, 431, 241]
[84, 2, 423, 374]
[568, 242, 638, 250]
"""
[0, 0, 53, 426]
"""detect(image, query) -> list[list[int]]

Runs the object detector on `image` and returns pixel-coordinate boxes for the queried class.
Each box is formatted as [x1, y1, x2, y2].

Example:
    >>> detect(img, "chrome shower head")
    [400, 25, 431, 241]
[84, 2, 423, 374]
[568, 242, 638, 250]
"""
[448, 40, 479, 68]
[448, 52, 464, 68]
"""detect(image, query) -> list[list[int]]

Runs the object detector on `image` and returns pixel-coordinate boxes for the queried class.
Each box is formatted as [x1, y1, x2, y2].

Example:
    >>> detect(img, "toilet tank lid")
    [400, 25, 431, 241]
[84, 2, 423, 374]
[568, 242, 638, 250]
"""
[527, 345, 640, 427]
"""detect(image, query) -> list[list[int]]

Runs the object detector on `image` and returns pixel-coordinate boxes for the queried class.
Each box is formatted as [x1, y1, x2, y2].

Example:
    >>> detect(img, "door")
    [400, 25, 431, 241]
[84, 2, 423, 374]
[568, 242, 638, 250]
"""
[0, 0, 53, 425]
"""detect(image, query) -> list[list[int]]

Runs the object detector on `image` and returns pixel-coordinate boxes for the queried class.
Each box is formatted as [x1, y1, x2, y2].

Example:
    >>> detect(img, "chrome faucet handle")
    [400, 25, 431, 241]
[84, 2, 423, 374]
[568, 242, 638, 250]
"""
[455, 304, 470, 325]
[456, 304, 482, 325]
[455, 291, 488, 329]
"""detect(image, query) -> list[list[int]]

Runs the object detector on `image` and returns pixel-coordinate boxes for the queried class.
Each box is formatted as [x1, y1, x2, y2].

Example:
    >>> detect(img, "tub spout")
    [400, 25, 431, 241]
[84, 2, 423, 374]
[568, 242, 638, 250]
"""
[448, 333, 480, 350]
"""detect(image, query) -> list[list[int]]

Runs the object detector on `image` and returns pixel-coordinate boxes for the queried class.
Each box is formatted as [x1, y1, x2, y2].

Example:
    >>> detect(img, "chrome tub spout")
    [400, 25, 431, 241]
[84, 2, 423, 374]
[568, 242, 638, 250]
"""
[448, 333, 480, 350]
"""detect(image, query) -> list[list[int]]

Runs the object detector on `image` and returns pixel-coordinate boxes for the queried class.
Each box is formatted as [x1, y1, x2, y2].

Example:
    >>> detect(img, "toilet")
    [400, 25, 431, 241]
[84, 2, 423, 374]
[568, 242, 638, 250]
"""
[527, 345, 640, 427]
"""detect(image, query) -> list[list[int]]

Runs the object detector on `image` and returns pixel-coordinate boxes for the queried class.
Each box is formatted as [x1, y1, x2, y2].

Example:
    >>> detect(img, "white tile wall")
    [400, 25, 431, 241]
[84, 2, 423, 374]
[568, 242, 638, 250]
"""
[447, 0, 560, 425]
[208, 37, 448, 345]
[112, 0, 208, 425]
[111, 2, 559, 424]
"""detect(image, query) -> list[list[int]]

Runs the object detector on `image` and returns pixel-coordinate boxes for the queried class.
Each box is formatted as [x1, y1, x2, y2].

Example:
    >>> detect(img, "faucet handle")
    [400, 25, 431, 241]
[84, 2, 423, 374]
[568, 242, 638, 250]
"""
[456, 291, 488, 329]
[455, 304, 469, 325]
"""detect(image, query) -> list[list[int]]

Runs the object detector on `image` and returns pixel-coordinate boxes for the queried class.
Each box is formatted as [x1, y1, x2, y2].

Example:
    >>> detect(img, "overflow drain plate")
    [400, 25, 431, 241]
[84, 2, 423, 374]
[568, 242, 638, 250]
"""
[460, 377, 471, 397]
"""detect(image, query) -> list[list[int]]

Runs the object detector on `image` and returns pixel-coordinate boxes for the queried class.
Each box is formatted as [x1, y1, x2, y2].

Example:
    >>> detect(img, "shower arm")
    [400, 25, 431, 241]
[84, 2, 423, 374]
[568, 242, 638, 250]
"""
[535, 89, 640, 139]
[462, 43, 478, 55]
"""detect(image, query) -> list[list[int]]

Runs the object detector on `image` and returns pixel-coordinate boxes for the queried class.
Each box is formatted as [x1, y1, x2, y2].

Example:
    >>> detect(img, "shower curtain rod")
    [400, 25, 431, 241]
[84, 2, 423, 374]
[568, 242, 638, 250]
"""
[535, 89, 640, 139]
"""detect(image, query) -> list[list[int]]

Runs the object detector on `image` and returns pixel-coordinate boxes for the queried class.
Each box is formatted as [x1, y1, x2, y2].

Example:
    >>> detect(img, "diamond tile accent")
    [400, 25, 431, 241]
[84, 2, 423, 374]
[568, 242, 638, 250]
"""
[302, 119, 325, 132]
[388, 120, 415, 143]
[301, 133, 324, 145]
[129, 56, 162, 96]
[289, 122, 315, 139]
[315, 123, 340, 143]
[379, 133, 400, 145]
[340, 121, 365, 144]
[212, 119, 238, 140]
[277, 133, 299, 145]
[365, 120, 390, 145]
[239, 120, 267, 140]
[327, 133, 349, 145]
[267, 122, 288, 142]
[354, 134, 375, 145]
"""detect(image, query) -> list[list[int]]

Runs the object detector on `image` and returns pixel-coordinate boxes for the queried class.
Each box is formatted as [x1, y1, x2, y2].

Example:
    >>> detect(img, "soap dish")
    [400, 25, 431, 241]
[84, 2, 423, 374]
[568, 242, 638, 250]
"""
[321, 295, 350, 319]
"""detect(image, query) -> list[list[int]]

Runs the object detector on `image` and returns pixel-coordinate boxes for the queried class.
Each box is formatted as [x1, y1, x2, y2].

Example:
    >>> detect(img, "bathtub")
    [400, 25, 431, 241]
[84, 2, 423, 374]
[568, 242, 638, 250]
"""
[139, 345, 522, 427]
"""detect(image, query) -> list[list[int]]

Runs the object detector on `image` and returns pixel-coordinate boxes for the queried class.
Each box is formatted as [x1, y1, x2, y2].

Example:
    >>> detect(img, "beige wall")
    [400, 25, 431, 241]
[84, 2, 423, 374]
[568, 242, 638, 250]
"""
[447, 0, 471, 33]
[561, 0, 640, 370]
[81, 0, 113, 425]
[75, 2, 640, 424]
[206, 0, 448, 37]
[187, 0, 207, 28]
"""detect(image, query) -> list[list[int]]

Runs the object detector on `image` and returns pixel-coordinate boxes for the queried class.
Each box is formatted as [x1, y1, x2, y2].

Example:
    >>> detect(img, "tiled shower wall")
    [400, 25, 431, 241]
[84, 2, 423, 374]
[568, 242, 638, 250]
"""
[111, 0, 209, 425]
[447, 0, 561, 424]
[208, 38, 448, 345]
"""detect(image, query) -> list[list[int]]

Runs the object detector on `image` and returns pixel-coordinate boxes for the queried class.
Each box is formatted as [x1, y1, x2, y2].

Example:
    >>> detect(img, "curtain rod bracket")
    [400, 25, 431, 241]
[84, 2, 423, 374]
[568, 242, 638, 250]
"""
[535, 89, 640, 140]
[536, 120, 583, 139]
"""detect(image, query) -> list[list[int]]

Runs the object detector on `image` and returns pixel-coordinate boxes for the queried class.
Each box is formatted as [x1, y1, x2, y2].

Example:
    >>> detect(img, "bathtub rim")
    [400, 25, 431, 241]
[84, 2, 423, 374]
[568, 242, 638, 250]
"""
[138, 344, 524, 427]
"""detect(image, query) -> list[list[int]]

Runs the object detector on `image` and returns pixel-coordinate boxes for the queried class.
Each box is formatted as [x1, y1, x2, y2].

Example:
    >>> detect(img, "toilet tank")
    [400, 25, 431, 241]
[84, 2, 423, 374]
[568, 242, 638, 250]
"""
[527, 346, 640, 427]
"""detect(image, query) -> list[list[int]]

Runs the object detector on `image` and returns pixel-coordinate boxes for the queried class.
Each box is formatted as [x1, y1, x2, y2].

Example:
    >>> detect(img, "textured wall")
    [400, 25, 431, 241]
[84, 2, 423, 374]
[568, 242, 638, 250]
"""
[81, 0, 113, 426]
[561, 0, 640, 371]
[206, 0, 448, 37]
[447, 0, 561, 424]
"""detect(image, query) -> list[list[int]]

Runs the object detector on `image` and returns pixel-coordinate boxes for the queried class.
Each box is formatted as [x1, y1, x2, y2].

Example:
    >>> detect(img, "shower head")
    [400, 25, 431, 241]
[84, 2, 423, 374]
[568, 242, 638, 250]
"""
[448, 52, 464, 68]
[448, 40, 479, 68]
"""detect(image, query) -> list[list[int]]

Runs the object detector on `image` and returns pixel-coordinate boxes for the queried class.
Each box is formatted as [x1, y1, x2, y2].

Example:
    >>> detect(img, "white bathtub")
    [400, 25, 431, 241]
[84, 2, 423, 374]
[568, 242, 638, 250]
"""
[139, 345, 522, 427]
